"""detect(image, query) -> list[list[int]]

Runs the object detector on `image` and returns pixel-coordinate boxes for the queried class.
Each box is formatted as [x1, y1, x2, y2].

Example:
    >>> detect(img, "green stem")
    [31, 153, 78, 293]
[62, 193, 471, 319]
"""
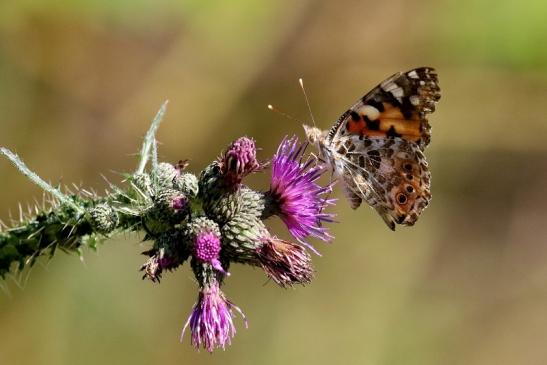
[0, 202, 89, 278]
[0, 195, 142, 279]
[0, 148, 82, 213]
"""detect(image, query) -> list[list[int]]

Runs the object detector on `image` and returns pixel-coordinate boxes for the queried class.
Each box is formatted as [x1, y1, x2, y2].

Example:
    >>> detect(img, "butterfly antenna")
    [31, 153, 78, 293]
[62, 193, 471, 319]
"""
[299, 78, 317, 127]
[267, 104, 304, 124]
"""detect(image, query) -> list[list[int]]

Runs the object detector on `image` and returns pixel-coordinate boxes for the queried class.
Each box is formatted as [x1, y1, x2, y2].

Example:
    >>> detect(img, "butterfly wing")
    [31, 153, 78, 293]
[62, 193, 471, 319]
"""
[332, 135, 431, 230]
[326, 67, 440, 150]
[326, 67, 440, 229]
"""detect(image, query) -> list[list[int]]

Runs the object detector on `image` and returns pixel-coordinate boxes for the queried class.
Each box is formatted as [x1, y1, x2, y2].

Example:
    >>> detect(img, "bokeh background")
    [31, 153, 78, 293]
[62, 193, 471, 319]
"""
[1, 0, 547, 364]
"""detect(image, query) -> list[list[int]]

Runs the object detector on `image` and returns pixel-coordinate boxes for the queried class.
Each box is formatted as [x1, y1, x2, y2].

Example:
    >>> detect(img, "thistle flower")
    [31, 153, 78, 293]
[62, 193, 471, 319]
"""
[194, 231, 227, 275]
[0, 103, 339, 353]
[265, 137, 335, 252]
[257, 237, 313, 288]
[182, 281, 247, 352]
[188, 217, 227, 275]
[219, 137, 261, 185]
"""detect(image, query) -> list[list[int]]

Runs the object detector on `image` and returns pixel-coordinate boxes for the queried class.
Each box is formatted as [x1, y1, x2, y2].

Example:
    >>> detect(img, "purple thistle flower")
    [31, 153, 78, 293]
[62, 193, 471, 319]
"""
[257, 237, 313, 288]
[220, 137, 261, 185]
[181, 282, 247, 352]
[266, 137, 335, 253]
[194, 231, 228, 275]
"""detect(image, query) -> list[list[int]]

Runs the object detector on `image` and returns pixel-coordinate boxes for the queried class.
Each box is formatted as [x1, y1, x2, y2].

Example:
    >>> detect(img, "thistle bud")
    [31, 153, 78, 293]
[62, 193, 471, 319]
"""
[144, 189, 189, 235]
[203, 186, 265, 225]
[152, 162, 180, 188]
[219, 137, 260, 186]
[154, 189, 188, 216]
[132, 172, 154, 197]
[89, 203, 119, 234]
[174, 172, 199, 197]
[221, 214, 268, 264]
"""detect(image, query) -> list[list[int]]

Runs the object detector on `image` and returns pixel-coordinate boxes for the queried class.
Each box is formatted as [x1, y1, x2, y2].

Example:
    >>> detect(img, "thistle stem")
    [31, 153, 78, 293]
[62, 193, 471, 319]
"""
[0, 148, 83, 213]
[0, 194, 142, 278]
[0, 202, 90, 278]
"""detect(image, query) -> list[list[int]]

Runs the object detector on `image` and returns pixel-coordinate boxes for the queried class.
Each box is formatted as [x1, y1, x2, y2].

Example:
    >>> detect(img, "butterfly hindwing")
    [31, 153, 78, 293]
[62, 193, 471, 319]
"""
[333, 135, 431, 230]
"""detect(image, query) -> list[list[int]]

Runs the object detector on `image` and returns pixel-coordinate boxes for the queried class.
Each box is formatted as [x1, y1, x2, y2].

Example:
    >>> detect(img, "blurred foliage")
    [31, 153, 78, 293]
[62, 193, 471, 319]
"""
[1, 0, 547, 364]
[433, 0, 547, 68]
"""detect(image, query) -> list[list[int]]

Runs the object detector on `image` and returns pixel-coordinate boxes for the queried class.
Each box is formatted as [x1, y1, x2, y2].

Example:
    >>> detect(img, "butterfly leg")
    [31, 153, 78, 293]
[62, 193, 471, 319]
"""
[317, 169, 336, 222]
[310, 152, 327, 165]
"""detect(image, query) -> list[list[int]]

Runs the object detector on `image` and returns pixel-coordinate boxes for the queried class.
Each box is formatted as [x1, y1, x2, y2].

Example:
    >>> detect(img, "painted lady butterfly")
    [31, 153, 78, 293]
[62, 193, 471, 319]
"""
[303, 67, 441, 230]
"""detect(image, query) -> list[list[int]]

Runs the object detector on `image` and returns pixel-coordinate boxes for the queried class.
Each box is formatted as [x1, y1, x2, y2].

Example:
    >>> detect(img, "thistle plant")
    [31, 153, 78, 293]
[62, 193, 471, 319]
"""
[0, 102, 336, 352]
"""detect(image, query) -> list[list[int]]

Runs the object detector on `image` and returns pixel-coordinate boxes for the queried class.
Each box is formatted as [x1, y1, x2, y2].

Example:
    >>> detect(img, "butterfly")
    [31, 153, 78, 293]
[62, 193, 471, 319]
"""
[303, 67, 441, 230]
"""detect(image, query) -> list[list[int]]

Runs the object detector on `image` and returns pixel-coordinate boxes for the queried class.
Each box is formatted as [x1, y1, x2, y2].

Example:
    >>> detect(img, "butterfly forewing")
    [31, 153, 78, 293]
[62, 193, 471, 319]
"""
[327, 67, 440, 150]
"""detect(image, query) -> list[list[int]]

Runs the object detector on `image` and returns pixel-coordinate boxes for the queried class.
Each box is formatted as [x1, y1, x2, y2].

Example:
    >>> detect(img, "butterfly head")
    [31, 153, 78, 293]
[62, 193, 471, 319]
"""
[303, 124, 325, 146]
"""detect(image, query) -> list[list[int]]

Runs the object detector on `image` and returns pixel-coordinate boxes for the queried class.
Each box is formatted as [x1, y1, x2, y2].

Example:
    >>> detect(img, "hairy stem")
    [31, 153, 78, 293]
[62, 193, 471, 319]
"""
[0, 148, 83, 213]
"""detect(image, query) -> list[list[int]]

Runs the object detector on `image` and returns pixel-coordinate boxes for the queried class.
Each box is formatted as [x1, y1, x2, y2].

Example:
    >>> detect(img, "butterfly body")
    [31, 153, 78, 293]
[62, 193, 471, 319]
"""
[304, 67, 440, 230]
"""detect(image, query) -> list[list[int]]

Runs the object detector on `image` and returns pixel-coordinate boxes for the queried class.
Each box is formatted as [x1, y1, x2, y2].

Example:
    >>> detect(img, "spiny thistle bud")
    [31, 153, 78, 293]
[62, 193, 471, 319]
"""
[198, 162, 225, 211]
[89, 203, 119, 234]
[144, 189, 189, 235]
[132, 172, 154, 197]
[257, 237, 314, 288]
[238, 189, 266, 219]
[174, 172, 199, 197]
[221, 214, 268, 264]
[219, 137, 260, 186]
[152, 162, 180, 188]
[204, 186, 265, 225]
[155, 189, 188, 215]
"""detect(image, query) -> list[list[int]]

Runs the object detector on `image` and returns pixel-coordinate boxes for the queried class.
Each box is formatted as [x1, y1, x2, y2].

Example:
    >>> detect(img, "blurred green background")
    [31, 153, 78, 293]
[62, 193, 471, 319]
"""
[1, 0, 547, 364]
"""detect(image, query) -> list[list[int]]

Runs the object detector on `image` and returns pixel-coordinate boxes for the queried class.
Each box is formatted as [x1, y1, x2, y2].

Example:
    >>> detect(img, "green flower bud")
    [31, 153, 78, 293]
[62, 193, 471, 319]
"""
[132, 172, 153, 197]
[89, 203, 119, 234]
[221, 214, 268, 264]
[174, 172, 199, 197]
[203, 186, 265, 225]
[152, 162, 179, 189]
[143, 188, 188, 235]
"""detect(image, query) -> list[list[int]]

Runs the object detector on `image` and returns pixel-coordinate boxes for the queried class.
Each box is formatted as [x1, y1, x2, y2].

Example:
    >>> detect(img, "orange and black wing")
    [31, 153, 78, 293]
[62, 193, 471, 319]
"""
[327, 67, 441, 150]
